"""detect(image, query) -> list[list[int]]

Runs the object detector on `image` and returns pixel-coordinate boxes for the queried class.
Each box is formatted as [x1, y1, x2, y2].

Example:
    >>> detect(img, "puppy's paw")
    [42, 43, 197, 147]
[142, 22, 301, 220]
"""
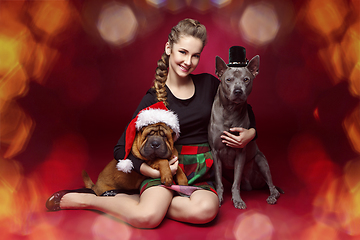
[161, 175, 173, 186]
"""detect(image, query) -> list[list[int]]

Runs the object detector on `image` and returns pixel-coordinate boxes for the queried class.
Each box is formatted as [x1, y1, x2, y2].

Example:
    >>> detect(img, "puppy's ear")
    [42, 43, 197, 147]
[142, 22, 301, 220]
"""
[247, 55, 260, 77]
[215, 56, 228, 78]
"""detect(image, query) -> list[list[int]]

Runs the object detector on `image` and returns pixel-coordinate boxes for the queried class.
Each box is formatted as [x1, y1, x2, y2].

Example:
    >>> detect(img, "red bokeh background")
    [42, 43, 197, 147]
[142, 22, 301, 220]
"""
[0, 0, 359, 239]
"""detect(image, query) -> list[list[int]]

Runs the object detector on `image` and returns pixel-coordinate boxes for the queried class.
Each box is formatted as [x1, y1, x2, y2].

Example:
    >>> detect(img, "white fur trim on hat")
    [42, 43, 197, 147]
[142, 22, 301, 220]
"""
[116, 159, 134, 173]
[135, 108, 180, 139]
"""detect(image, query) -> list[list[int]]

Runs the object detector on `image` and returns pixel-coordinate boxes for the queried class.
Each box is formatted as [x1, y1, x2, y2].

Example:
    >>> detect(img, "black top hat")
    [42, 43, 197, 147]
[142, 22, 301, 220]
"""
[227, 46, 248, 67]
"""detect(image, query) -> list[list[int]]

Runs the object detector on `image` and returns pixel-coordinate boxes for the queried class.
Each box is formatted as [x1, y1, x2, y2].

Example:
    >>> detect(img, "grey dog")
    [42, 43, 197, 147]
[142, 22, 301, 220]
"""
[208, 55, 281, 209]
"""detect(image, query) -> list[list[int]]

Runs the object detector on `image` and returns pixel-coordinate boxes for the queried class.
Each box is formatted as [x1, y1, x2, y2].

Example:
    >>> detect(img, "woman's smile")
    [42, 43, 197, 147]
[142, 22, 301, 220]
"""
[166, 35, 203, 79]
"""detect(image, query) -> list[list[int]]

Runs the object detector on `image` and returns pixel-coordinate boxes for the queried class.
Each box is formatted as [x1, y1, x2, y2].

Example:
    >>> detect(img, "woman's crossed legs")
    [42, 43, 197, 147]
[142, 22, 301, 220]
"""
[59, 186, 219, 228]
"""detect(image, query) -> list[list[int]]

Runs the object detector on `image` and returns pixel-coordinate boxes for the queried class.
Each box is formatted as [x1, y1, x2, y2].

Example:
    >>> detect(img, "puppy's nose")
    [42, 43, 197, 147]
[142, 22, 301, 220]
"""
[150, 141, 161, 149]
[234, 89, 243, 95]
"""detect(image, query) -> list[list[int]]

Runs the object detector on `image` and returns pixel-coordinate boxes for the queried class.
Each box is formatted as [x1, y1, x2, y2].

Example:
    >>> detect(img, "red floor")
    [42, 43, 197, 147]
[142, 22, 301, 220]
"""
[2, 133, 359, 240]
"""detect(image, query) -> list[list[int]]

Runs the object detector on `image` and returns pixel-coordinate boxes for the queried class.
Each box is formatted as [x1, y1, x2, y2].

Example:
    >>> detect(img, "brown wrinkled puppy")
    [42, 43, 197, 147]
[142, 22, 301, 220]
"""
[82, 122, 188, 196]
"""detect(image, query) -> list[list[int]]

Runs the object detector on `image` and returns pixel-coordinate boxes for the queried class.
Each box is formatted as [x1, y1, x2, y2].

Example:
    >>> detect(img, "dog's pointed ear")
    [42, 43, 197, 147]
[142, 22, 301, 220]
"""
[247, 55, 260, 77]
[215, 56, 228, 78]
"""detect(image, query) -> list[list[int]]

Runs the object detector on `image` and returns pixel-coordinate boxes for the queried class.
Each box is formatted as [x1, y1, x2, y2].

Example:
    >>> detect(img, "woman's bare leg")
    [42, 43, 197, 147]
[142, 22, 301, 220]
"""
[59, 186, 173, 229]
[167, 190, 219, 224]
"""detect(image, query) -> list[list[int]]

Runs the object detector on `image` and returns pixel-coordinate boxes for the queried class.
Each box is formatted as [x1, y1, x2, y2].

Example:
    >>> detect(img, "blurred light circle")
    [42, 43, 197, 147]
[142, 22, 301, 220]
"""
[233, 211, 274, 240]
[288, 133, 336, 191]
[239, 2, 280, 46]
[211, 0, 232, 8]
[192, 1, 212, 12]
[304, 0, 347, 37]
[146, 0, 167, 8]
[166, 0, 186, 13]
[30, 0, 74, 36]
[92, 215, 133, 240]
[97, 2, 138, 46]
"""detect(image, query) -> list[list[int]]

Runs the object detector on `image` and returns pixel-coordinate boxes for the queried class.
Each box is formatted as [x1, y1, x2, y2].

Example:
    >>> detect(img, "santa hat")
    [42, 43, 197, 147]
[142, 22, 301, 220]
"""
[116, 102, 180, 173]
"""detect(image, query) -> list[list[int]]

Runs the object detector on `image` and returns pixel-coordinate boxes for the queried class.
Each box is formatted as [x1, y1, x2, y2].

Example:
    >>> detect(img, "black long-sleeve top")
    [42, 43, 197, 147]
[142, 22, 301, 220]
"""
[113, 73, 257, 173]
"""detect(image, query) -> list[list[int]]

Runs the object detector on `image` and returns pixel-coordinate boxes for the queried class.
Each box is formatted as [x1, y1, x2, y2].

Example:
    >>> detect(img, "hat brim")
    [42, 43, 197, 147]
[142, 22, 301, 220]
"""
[227, 63, 248, 67]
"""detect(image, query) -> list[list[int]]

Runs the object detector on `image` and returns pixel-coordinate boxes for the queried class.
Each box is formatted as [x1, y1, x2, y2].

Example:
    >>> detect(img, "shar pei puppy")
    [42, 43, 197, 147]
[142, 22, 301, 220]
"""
[82, 103, 188, 196]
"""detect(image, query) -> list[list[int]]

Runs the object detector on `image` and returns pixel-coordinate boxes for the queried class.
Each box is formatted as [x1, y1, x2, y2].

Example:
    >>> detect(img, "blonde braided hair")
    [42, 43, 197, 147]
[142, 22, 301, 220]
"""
[153, 19, 207, 106]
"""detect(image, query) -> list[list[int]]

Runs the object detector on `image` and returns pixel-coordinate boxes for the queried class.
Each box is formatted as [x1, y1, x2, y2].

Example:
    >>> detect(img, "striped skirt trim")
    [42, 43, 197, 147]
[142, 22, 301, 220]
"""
[140, 143, 216, 196]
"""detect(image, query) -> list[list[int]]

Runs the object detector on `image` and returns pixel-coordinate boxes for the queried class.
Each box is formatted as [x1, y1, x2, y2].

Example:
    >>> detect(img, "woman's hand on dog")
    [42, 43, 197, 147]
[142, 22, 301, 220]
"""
[140, 156, 179, 178]
[168, 156, 179, 176]
[140, 163, 159, 178]
[221, 127, 256, 148]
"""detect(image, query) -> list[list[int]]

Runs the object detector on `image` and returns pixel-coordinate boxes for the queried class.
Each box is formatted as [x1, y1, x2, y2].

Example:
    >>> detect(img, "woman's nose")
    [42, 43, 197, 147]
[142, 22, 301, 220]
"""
[184, 56, 191, 66]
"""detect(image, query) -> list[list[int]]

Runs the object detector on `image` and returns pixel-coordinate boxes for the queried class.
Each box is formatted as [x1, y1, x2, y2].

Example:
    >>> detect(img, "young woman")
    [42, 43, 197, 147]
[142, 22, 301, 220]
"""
[46, 19, 257, 228]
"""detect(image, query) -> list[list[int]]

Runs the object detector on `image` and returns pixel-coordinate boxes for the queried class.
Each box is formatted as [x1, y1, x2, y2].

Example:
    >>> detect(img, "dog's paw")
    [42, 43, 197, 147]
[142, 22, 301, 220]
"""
[218, 195, 224, 206]
[270, 186, 281, 198]
[216, 188, 224, 205]
[232, 198, 247, 209]
[266, 196, 278, 205]
[267, 187, 281, 204]
[161, 175, 173, 186]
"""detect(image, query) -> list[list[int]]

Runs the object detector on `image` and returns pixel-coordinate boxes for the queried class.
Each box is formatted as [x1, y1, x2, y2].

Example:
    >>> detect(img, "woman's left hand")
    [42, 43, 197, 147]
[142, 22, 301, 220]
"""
[221, 127, 256, 148]
[168, 155, 179, 176]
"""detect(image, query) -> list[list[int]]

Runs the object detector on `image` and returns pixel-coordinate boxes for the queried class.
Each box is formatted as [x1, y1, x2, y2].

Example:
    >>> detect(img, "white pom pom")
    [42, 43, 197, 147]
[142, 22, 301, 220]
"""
[116, 159, 134, 173]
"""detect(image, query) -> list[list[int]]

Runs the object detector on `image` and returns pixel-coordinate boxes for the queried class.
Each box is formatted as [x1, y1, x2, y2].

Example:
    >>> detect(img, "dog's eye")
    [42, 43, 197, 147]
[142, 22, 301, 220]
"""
[149, 130, 155, 136]
[226, 78, 231, 82]
[244, 78, 250, 83]
[159, 131, 165, 137]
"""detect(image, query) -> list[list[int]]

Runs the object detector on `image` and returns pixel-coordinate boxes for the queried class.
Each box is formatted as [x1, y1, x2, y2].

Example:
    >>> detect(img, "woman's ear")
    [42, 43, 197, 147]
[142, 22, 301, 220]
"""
[165, 42, 171, 55]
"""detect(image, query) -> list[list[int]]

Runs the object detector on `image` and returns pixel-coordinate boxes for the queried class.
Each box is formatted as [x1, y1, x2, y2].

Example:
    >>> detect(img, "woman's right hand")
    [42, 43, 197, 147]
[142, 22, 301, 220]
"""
[140, 163, 160, 178]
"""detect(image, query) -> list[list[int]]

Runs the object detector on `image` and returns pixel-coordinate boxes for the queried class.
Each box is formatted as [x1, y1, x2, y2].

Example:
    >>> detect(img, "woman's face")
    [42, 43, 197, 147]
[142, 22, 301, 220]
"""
[166, 35, 203, 79]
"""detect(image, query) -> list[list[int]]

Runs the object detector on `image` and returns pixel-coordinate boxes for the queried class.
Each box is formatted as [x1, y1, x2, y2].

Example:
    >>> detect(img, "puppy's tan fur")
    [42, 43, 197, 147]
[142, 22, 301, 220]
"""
[82, 122, 188, 196]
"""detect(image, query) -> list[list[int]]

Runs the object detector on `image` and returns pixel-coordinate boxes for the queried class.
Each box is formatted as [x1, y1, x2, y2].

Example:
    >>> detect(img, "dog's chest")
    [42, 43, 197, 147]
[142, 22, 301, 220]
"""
[218, 147, 242, 168]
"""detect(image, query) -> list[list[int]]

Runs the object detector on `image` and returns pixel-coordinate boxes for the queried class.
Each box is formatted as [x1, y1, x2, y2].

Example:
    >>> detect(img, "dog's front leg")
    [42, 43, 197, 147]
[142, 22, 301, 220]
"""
[255, 150, 280, 204]
[150, 159, 173, 186]
[175, 167, 188, 186]
[232, 151, 247, 209]
[212, 150, 224, 206]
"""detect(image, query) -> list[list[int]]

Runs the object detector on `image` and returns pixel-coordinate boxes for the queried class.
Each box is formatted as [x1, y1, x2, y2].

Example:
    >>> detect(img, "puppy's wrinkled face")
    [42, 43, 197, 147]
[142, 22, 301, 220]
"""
[135, 122, 175, 161]
[215, 56, 260, 104]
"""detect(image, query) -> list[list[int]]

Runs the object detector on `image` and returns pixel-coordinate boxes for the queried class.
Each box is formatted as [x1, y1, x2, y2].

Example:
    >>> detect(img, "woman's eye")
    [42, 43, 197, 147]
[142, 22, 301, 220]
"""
[179, 51, 186, 54]
[193, 54, 200, 58]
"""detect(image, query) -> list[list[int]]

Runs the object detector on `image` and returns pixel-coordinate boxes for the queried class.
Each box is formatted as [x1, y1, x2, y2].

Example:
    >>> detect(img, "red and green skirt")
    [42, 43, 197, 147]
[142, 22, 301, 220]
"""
[140, 143, 217, 196]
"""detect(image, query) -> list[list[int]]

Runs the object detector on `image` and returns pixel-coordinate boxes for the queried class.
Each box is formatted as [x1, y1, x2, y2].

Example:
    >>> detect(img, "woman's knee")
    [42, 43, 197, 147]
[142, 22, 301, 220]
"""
[131, 186, 173, 228]
[131, 209, 165, 229]
[190, 196, 219, 223]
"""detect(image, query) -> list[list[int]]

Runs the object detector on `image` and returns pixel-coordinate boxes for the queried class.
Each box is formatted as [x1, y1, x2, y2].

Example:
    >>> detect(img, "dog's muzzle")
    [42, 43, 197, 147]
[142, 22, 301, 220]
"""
[150, 139, 161, 149]
[234, 89, 243, 96]
[141, 136, 171, 160]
